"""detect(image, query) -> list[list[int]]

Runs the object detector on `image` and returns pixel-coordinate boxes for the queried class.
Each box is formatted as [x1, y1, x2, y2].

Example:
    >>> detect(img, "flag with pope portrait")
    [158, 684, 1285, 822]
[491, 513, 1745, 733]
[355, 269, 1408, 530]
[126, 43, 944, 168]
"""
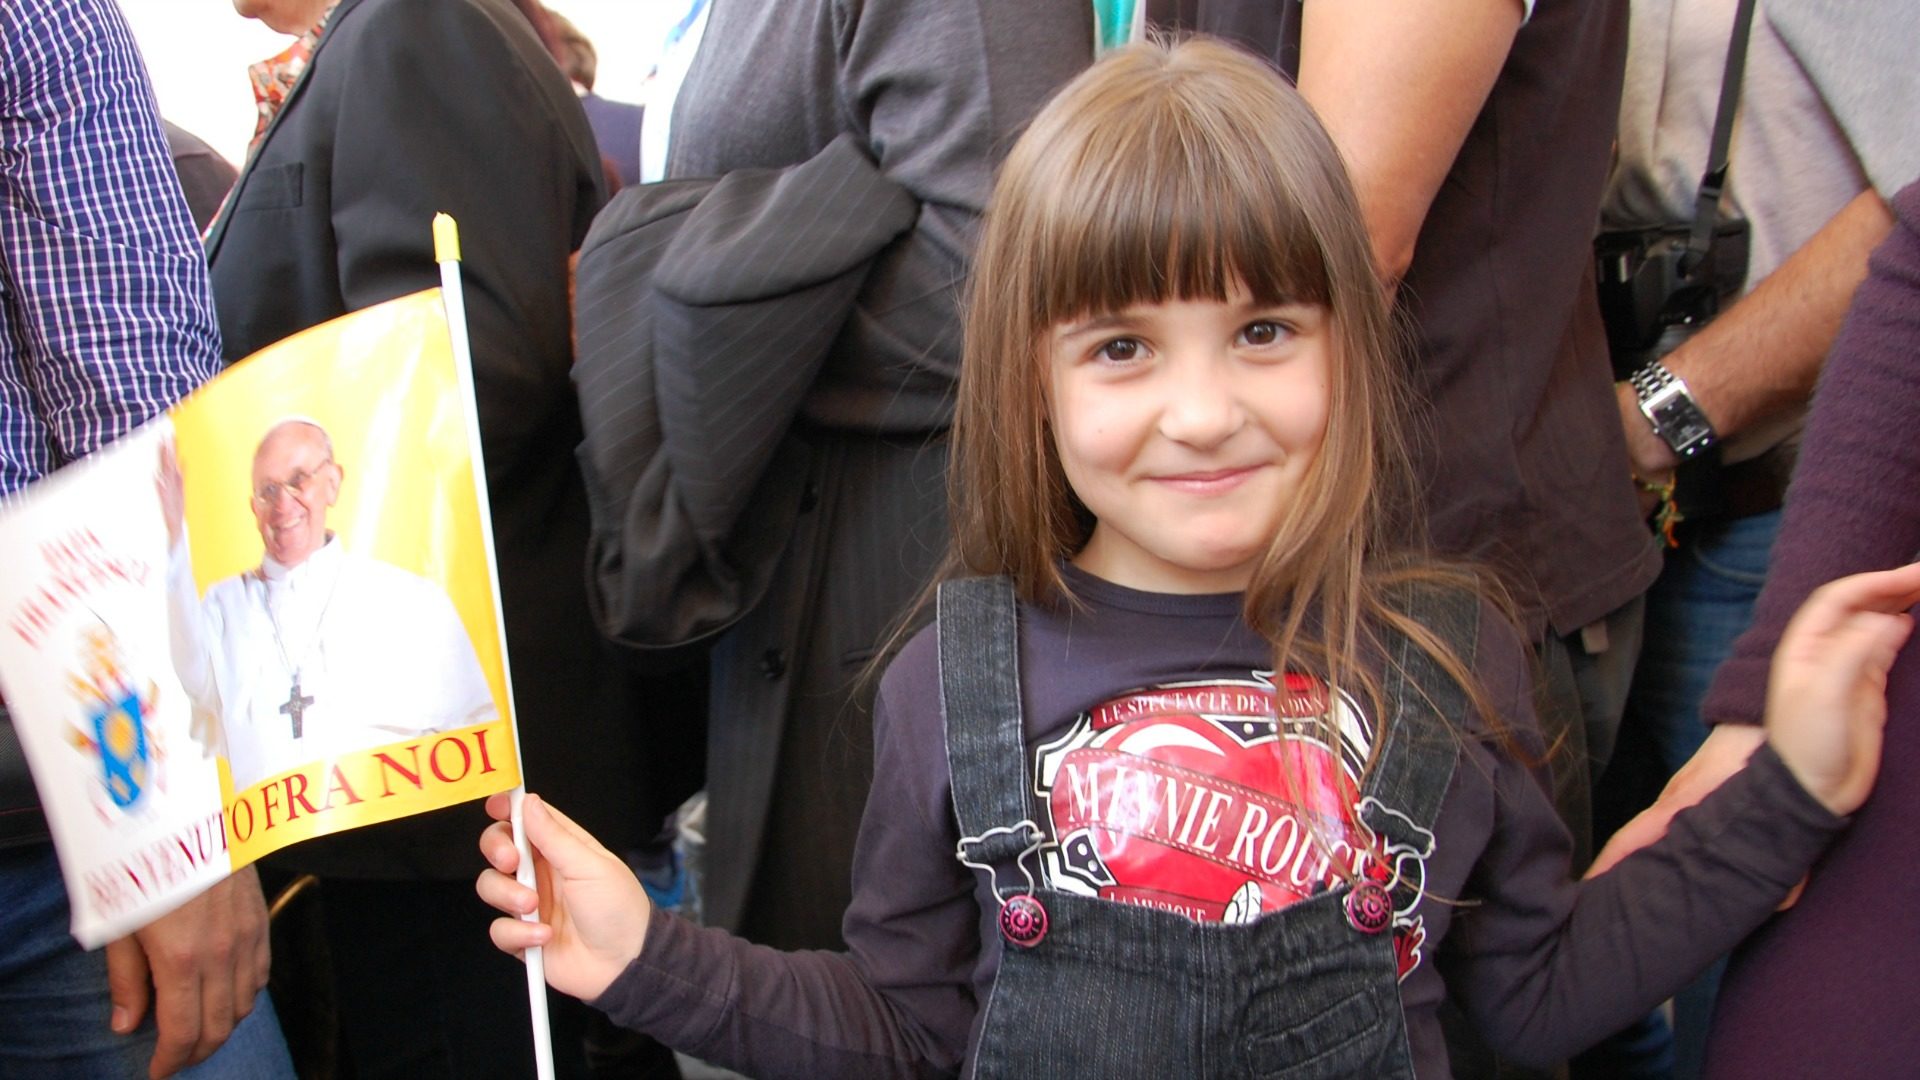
[0, 259, 523, 947]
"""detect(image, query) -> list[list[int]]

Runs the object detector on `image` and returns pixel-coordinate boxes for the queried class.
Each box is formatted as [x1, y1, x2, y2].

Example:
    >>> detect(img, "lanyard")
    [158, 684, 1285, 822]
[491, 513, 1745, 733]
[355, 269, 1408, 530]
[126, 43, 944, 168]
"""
[1093, 0, 1144, 54]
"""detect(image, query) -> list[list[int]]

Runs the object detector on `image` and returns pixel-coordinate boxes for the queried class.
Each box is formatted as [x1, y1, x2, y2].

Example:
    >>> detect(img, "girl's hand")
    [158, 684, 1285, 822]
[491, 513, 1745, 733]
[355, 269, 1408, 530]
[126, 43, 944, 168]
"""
[1765, 562, 1920, 817]
[476, 792, 651, 1002]
[1587, 723, 1767, 878]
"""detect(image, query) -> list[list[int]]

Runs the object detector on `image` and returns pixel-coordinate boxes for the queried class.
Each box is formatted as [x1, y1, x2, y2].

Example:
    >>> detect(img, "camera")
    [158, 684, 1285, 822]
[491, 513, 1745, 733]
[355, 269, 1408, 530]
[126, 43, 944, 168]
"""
[1595, 217, 1749, 377]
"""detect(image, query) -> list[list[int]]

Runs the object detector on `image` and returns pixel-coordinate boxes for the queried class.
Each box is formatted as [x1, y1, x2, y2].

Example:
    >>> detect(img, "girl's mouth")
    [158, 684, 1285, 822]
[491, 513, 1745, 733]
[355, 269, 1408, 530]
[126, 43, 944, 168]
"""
[1151, 465, 1263, 493]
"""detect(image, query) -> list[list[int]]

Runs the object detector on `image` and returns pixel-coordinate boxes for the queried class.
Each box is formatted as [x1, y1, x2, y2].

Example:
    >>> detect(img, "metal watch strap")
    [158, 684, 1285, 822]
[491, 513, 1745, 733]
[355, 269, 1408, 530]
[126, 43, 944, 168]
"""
[1631, 361, 1717, 459]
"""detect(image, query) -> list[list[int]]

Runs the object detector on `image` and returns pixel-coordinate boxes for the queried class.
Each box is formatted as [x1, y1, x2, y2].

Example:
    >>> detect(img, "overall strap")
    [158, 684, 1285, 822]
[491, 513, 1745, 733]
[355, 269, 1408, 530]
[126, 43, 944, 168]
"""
[938, 577, 1041, 899]
[1359, 586, 1478, 893]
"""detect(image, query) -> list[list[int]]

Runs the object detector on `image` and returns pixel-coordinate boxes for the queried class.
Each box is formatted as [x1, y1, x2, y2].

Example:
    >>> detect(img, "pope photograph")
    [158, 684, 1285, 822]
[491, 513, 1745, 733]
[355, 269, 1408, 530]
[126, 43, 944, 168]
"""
[160, 417, 496, 790]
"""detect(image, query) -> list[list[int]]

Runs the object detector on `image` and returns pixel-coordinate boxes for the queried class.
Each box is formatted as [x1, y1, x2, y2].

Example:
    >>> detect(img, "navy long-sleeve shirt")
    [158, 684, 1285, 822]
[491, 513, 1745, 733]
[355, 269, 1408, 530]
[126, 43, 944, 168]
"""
[596, 569, 1840, 1078]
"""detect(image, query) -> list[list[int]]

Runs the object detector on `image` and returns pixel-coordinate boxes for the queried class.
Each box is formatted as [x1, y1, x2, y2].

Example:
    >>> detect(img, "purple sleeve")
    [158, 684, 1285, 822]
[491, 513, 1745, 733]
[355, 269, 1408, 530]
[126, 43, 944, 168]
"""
[1702, 181, 1920, 728]
[589, 630, 978, 1078]
[1439, 613, 1844, 1066]
[1447, 747, 1841, 1064]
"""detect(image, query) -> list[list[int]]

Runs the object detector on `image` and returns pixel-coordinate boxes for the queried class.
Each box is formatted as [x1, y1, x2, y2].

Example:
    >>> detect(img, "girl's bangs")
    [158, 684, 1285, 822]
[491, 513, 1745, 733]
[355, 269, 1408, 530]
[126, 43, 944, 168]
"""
[1030, 91, 1333, 327]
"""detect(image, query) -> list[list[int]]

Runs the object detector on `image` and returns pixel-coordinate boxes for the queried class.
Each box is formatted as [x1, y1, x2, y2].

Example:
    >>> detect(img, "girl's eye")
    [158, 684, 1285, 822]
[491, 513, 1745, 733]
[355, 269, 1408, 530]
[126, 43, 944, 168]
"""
[1241, 320, 1289, 346]
[1094, 337, 1144, 364]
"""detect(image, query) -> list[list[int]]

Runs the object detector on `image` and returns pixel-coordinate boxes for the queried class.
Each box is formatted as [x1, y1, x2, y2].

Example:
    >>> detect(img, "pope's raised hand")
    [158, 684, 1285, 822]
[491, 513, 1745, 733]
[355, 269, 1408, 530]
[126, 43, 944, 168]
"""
[477, 792, 650, 1002]
[1765, 561, 1920, 817]
[156, 440, 186, 550]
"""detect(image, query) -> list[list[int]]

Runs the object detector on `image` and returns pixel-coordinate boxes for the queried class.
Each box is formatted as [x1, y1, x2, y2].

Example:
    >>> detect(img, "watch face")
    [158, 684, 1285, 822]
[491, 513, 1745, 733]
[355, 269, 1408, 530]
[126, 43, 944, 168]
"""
[1652, 403, 1711, 452]
[1647, 390, 1714, 455]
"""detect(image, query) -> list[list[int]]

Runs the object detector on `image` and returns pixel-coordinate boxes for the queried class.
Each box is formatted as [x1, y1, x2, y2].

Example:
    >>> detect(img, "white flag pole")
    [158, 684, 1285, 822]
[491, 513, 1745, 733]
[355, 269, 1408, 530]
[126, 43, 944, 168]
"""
[433, 213, 554, 1080]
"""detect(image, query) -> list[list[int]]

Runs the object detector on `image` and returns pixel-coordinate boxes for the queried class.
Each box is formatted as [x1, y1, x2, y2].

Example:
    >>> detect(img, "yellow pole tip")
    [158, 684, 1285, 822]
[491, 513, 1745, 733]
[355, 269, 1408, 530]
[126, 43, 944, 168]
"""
[432, 214, 461, 263]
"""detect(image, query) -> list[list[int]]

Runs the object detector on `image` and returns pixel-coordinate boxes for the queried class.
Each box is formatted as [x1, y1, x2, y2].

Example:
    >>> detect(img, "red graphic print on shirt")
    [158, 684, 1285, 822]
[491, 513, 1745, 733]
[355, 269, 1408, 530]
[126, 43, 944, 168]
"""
[1032, 674, 1432, 979]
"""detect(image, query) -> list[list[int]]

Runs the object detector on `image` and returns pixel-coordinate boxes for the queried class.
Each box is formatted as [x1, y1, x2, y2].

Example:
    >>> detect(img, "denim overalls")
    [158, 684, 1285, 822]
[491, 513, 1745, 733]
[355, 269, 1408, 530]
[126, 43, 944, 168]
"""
[937, 578, 1476, 1079]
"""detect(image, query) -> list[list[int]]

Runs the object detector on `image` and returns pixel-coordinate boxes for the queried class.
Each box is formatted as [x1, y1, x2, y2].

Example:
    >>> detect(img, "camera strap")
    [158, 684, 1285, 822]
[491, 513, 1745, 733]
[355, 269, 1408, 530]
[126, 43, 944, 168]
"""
[1682, 0, 1758, 275]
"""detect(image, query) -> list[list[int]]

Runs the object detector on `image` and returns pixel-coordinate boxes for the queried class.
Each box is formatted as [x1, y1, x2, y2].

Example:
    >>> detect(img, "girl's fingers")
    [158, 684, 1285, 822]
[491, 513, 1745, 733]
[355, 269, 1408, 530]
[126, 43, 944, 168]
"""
[1810, 609, 1910, 701]
[479, 820, 520, 874]
[484, 791, 513, 821]
[489, 915, 552, 955]
[1849, 561, 1920, 612]
[520, 796, 616, 876]
[1765, 568, 1920, 817]
[1796, 563, 1920, 634]
[477, 796, 613, 885]
[526, 795, 595, 847]
[1774, 566, 1920, 694]
[476, 868, 538, 917]
[1862, 611, 1915, 665]
[1843, 613, 1911, 689]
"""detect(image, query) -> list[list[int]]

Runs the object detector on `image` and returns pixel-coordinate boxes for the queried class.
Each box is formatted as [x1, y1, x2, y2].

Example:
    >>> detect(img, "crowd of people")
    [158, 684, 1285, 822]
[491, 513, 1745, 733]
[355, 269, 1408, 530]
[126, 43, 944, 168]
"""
[1, 1, 1915, 1078]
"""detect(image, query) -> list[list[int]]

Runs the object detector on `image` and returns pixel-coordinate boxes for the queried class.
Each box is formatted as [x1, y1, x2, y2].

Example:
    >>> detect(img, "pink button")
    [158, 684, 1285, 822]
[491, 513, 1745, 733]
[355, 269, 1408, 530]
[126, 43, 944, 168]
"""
[1345, 881, 1392, 934]
[1000, 895, 1049, 947]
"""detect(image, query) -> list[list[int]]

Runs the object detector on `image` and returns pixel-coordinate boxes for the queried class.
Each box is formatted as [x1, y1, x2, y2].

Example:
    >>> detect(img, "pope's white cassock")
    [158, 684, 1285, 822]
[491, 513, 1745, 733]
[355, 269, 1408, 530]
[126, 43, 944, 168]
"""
[167, 534, 497, 790]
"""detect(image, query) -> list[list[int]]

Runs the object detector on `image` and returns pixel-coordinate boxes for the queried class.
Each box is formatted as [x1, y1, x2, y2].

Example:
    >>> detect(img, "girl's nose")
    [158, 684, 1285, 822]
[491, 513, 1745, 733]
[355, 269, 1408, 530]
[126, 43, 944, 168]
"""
[1157, 360, 1246, 448]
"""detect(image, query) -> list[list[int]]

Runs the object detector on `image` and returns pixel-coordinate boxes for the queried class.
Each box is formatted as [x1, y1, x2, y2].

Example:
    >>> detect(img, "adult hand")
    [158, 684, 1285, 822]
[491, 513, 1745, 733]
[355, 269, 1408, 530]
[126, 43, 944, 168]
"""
[1765, 561, 1920, 817]
[104, 865, 271, 1079]
[477, 792, 650, 1002]
[1588, 723, 1766, 878]
[156, 440, 186, 551]
[1615, 380, 1676, 518]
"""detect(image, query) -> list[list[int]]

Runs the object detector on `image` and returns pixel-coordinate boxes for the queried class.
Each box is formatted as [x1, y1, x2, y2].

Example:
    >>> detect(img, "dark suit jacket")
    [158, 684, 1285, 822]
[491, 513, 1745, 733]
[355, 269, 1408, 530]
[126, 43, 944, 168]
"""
[574, 136, 918, 660]
[205, 0, 639, 879]
[573, 138, 934, 943]
[161, 120, 236, 232]
[580, 92, 643, 189]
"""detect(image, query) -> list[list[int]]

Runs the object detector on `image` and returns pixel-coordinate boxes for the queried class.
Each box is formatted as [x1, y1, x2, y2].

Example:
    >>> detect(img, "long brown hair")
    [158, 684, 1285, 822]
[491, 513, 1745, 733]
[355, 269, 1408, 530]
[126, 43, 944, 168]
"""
[950, 37, 1510, 782]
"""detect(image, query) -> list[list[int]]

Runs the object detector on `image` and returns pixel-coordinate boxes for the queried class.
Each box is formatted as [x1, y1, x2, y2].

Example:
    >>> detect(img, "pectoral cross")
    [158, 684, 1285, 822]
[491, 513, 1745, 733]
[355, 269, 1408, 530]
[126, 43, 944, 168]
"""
[280, 675, 314, 739]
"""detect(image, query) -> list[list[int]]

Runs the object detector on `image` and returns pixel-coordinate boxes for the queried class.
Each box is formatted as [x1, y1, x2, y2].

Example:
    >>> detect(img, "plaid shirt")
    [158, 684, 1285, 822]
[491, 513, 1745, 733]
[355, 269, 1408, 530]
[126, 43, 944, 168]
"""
[0, 0, 222, 500]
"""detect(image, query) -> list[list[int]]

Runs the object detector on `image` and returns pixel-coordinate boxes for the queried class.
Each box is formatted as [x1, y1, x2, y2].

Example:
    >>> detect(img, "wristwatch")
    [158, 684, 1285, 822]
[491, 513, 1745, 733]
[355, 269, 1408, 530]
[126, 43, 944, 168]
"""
[1629, 360, 1717, 459]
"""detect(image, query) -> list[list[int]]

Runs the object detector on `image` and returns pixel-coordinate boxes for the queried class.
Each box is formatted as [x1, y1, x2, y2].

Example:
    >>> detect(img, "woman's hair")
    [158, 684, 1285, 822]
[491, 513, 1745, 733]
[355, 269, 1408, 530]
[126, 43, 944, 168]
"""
[506, 0, 568, 70]
[545, 8, 599, 90]
[950, 37, 1512, 795]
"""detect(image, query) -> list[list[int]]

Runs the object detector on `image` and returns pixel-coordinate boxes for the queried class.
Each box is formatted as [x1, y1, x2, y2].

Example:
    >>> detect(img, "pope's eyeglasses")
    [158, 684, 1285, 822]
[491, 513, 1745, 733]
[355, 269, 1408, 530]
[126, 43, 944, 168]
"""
[252, 459, 332, 507]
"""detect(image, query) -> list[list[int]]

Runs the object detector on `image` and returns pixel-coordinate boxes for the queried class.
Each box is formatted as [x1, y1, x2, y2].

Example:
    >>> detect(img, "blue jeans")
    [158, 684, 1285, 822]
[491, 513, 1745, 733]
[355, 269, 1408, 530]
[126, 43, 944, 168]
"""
[1629, 510, 1781, 773]
[0, 845, 294, 1080]
[1579, 510, 1781, 1080]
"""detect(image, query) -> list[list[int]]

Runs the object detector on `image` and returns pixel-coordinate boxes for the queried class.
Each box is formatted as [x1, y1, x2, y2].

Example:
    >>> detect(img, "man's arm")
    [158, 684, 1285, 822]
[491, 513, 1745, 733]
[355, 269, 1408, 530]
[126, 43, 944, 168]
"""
[0, 0, 220, 486]
[104, 867, 272, 1078]
[1597, 182, 1920, 877]
[0, 3, 268, 1076]
[1293, 0, 1526, 284]
[1617, 188, 1896, 482]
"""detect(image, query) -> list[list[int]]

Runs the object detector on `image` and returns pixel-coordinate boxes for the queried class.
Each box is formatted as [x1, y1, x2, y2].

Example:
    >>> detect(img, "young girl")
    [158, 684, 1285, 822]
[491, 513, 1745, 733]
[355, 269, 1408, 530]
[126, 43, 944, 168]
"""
[479, 39, 1920, 1078]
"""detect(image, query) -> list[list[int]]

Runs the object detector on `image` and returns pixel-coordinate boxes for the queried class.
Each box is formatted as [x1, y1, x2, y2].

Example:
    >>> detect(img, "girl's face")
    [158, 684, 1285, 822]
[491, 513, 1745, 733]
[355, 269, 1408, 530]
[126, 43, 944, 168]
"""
[1048, 286, 1332, 594]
